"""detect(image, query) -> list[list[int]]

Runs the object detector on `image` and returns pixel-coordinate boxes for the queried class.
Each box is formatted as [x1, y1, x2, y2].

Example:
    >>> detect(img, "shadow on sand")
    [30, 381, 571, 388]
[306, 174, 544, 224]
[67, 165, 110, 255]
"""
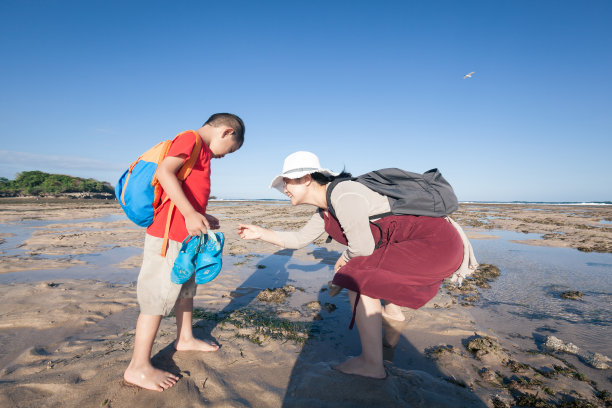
[146, 246, 488, 406]
[280, 247, 489, 408]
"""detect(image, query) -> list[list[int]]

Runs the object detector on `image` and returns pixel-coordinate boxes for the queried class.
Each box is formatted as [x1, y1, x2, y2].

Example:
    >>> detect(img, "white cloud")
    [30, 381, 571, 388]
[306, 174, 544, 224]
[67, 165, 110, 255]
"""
[0, 150, 124, 171]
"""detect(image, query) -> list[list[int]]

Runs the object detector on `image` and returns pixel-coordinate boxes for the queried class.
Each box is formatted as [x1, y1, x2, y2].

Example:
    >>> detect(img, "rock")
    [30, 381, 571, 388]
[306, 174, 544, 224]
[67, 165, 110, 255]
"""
[544, 336, 580, 354]
[303, 301, 321, 311]
[322, 302, 336, 313]
[560, 290, 583, 300]
[465, 334, 502, 360]
[544, 336, 611, 369]
[478, 367, 500, 384]
[536, 365, 556, 377]
[425, 345, 456, 360]
[256, 285, 297, 303]
[578, 351, 611, 370]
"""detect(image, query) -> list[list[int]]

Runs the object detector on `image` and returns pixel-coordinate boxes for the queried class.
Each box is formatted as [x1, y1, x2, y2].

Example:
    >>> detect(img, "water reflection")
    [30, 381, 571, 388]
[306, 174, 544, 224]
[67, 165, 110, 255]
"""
[469, 228, 612, 355]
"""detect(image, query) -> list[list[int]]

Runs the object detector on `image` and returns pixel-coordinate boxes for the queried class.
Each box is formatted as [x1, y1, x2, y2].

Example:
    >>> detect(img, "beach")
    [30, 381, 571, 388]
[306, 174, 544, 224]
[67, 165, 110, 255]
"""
[0, 198, 611, 407]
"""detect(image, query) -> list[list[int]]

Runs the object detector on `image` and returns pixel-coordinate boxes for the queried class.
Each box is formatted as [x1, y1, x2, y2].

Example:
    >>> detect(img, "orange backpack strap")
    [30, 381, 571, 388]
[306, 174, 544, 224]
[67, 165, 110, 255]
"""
[161, 202, 175, 257]
[159, 130, 203, 257]
[150, 141, 173, 188]
[177, 130, 202, 181]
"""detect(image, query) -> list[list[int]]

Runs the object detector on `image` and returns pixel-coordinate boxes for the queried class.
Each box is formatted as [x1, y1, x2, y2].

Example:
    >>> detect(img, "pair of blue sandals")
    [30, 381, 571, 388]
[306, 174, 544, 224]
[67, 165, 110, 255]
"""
[171, 231, 225, 284]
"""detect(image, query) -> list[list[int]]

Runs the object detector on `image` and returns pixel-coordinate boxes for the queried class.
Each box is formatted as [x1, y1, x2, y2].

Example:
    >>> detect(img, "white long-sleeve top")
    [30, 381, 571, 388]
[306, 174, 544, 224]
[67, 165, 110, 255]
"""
[274, 181, 391, 261]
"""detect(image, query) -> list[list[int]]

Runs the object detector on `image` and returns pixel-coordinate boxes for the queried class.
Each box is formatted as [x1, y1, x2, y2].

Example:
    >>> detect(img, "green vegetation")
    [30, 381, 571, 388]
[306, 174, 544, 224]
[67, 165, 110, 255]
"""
[189, 307, 313, 345]
[0, 171, 114, 197]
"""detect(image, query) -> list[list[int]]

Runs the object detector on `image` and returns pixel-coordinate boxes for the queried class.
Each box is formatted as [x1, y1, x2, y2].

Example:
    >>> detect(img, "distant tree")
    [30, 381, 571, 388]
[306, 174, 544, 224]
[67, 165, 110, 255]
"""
[0, 171, 114, 196]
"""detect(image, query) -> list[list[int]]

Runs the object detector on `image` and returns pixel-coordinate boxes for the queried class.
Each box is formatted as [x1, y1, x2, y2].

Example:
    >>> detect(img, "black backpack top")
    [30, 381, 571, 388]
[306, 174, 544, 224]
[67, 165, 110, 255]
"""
[326, 168, 458, 221]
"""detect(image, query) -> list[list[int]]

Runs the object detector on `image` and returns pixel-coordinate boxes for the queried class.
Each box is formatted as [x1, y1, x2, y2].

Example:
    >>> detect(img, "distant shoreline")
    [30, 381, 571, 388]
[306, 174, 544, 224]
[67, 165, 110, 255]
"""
[0, 193, 114, 201]
[1, 196, 610, 206]
[461, 200, 612, 205]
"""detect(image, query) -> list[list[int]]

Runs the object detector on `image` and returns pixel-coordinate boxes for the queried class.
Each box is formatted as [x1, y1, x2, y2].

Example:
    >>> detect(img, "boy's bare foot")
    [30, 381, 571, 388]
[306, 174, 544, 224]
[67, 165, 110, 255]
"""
[332, 356, 386, 379]
[174, 338, 219, 352]
[123, 364, 179, 392]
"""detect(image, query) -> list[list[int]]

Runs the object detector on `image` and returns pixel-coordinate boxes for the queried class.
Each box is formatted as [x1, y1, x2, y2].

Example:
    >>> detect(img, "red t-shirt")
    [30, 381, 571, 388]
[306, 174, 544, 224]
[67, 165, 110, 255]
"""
[146, 130, 212, 242]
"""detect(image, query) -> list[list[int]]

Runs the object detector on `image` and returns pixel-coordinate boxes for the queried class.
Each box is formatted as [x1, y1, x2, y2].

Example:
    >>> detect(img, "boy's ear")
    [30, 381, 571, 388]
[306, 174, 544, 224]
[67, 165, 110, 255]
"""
[221, 127, 235, 138]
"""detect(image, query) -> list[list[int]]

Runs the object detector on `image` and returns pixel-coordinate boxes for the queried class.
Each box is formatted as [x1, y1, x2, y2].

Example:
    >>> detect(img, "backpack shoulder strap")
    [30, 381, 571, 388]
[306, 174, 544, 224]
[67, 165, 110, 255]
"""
[325, 177, 354, 219]
[153, 131, 203, 211]
[176, 130, 203, 181]
[159, 130, 202, 257]
[326, 177, 384, 250]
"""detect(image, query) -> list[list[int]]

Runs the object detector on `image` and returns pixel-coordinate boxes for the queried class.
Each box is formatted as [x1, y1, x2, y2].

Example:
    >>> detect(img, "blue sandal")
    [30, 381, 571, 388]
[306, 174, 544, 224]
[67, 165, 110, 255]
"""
[170, 234, 201, 284]
[195, 232, 225, 284]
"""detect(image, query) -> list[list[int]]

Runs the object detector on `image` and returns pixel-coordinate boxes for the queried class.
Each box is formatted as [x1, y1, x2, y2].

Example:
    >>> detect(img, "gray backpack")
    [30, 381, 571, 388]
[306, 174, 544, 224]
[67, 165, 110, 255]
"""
[326, 168, 458, 220]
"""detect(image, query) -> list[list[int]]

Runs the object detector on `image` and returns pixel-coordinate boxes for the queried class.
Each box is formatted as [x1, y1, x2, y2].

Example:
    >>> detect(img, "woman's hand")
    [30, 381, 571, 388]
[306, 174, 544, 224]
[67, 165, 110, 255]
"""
[328, 256, 347, 297]
[237, 224, 264, 240]
[334, 255, 347, 273]
[205, 214, 220, 230]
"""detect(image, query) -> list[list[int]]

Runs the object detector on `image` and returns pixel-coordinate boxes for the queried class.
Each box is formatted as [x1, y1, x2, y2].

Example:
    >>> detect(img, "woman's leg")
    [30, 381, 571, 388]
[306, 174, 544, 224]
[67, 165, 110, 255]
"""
[381, 302, 406, 361]
[382, 302, 405, 321]
[174, 297, 219, 352]
[333, 291, 386, 378]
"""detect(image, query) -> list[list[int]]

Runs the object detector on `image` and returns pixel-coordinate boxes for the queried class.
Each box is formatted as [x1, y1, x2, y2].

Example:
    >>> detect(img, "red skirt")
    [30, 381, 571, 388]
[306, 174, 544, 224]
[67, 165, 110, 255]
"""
[328, 214, 463, 309]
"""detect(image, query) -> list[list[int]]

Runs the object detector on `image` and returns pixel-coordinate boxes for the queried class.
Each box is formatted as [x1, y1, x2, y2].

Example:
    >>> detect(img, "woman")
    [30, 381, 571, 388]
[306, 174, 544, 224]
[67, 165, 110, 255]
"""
[238, 151, 466, 379]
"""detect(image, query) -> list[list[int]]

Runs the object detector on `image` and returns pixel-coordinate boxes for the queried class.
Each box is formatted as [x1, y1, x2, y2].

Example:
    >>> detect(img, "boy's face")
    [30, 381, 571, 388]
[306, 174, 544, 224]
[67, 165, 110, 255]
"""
[210, 128, 240, 158]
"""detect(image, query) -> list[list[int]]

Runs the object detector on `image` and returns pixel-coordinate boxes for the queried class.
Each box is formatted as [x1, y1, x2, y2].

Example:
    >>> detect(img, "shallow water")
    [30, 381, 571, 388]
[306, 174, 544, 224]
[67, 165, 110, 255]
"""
[0, 214, 142, 283]
[469, 229, 612, 356]
[1, 216, 611, 361]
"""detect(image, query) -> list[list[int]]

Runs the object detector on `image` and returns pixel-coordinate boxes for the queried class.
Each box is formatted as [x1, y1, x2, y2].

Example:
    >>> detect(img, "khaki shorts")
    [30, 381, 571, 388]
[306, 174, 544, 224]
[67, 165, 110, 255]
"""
[137, 234, 197, 316]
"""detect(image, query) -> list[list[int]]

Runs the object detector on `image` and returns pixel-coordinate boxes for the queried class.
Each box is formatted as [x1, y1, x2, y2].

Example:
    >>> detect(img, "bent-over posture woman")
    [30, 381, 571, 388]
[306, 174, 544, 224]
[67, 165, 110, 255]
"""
[238, 151, 466, 379]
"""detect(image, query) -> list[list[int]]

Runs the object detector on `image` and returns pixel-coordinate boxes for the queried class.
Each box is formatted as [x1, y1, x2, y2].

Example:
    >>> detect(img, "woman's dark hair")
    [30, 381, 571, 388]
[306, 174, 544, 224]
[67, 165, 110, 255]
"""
[310, 170, 352, 185]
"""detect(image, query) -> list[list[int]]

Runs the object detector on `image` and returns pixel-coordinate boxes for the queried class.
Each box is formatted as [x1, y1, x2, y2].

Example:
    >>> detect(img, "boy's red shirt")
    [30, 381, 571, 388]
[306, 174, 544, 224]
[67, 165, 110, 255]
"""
[146, 130, 212, 242]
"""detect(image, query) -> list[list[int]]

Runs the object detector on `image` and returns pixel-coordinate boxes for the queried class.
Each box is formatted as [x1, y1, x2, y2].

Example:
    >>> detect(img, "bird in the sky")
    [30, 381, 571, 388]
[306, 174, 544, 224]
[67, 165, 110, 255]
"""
[463, 71, 475, 79]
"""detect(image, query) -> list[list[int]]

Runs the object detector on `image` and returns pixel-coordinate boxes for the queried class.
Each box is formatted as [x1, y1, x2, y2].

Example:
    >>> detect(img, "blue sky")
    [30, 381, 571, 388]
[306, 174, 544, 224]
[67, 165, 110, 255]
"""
[1, 0, 610, 201]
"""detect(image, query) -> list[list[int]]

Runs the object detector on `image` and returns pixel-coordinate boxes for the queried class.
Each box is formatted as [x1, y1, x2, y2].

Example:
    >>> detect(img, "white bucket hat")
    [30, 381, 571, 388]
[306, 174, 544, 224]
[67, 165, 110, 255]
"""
[270, 151, 339, 193]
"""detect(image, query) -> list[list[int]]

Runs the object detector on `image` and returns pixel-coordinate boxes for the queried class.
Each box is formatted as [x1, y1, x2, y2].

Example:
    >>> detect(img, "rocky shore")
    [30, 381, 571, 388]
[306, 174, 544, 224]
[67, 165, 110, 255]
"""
[0, 199, 610, 407]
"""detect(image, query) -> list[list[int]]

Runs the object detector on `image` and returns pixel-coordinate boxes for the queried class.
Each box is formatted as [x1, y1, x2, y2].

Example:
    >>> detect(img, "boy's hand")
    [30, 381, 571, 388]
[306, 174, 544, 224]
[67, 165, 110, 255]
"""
[237, 224, 263, 240]
[205, 214, 220, 230]
[184, 212, 210, 236]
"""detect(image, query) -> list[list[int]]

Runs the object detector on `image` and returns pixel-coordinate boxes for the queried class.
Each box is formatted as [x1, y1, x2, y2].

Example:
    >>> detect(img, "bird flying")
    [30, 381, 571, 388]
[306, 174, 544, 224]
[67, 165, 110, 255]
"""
[463, 71, 475, 79]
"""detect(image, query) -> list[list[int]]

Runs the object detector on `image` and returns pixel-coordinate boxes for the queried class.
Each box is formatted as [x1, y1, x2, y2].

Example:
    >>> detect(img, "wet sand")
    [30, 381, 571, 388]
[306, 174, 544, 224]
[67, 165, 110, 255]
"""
[0, 198, 610, 407]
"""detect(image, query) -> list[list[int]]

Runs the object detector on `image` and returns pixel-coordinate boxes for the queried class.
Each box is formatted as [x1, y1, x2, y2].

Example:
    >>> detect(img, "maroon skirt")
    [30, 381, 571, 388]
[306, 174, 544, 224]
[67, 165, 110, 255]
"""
[327, 214, 463, 310]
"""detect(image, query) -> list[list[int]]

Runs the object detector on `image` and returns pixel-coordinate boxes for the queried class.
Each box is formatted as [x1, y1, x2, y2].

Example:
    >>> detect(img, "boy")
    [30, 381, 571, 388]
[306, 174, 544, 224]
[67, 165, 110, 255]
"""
[123, 113, 245, 391]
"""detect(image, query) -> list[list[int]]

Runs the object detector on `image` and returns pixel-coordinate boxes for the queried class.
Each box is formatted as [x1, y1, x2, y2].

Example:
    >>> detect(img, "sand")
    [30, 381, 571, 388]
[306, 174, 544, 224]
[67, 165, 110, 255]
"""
[0, 198, 610, 407]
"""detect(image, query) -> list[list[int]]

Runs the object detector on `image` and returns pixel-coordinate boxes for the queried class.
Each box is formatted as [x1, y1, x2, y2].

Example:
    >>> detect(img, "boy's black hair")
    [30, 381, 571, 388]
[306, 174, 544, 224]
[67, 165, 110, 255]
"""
[204, 113, 245, 147]
[310, 170, 352, 185]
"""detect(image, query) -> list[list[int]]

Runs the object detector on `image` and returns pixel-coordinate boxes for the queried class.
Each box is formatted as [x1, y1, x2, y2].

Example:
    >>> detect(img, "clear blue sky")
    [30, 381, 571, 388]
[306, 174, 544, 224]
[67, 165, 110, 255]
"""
[1, 0, 610, 201]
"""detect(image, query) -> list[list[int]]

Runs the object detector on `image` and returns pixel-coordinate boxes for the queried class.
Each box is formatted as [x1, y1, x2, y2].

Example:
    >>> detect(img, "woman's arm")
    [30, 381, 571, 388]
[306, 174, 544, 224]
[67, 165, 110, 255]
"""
[238, 212, 325, 248]
[237, 224, 284, 246]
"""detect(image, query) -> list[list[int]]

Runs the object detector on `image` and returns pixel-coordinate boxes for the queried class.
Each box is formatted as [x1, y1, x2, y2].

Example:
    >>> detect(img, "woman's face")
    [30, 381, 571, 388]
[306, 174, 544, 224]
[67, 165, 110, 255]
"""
[283, 176, 308, 205]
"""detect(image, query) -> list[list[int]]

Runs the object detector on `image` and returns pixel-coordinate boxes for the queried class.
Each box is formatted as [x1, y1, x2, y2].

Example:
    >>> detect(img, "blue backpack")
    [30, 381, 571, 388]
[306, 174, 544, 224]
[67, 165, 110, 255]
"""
[115, 130, 202, 256]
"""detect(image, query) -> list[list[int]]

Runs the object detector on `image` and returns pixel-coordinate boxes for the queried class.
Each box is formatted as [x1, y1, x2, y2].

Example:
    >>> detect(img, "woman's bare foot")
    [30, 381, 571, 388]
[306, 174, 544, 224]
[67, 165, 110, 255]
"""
[174, 337, 219, 352]
[332, 355, 386, 379]
[123, 364, 179, 392]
